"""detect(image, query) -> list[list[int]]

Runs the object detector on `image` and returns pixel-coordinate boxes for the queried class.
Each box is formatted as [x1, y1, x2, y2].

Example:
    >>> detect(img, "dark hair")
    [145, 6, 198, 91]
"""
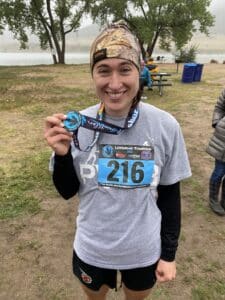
[132, 81, 143, 108]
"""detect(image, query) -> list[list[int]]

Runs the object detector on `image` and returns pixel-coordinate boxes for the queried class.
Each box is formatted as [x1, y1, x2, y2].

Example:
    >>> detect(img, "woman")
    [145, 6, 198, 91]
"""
[44, 21, 191, 300]
[206, 89, 225, 216]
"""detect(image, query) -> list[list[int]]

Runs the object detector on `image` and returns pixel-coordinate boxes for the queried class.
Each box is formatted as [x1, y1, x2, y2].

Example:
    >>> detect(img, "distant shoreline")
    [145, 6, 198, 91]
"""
[0, 52, 224, 66]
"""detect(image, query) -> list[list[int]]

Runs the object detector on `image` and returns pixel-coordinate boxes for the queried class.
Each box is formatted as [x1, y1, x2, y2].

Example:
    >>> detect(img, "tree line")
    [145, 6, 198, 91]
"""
[0, 0, 214, 64]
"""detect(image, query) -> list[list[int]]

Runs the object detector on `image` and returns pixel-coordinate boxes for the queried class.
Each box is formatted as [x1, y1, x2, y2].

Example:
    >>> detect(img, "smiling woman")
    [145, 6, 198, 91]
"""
[44, 20, 191, 300]
[92, 59, 139, 116]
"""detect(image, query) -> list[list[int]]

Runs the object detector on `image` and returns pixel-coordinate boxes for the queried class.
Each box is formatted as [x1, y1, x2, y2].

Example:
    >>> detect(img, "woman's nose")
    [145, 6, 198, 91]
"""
[108, 72, 122, 90]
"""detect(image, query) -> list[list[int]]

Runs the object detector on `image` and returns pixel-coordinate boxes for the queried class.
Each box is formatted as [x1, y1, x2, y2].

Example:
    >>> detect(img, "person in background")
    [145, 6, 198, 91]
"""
[140, 60, 152, 92]
[146, 57, 159, 79]
[44, 20, 191, 300]
[206, 89, 225, 216]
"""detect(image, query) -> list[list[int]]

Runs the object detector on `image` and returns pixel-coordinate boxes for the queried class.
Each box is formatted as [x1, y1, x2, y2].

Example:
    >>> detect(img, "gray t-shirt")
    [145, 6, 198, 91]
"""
[56, 102, 191, 269]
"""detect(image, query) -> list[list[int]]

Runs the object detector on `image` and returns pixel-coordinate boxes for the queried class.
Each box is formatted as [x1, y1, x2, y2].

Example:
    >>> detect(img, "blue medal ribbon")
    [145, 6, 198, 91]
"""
[63, 103, 139, 152]
[64, 111, 123, 134]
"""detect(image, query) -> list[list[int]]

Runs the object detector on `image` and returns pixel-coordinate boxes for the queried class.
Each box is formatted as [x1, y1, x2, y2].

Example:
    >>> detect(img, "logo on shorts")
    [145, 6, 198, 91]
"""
[80, 268, 92, 284]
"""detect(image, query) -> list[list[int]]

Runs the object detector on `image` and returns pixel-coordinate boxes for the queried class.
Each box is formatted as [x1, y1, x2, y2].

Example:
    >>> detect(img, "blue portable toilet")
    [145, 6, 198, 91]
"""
[193, 63, 204, 82]
[182, 63, 197, 83]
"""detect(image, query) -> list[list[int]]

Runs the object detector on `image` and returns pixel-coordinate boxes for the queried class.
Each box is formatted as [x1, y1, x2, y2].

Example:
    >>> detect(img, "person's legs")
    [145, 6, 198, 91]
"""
[221, 176, 225, 210]
[121, 262, 157, 300]
[209, 160, 225, 215]
[123, 285, 151, 300]
[72, 251, 116, 300]
[140, 79, 148, 100]
[81, 284, 109, 300]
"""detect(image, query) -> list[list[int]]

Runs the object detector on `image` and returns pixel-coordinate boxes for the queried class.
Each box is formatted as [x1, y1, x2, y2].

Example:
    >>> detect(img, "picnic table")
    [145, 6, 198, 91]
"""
[151, 72, 172, 96]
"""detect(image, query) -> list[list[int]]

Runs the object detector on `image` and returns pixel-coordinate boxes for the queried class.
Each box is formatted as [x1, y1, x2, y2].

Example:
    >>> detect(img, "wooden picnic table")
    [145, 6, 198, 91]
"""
[151, 72, 172, 96]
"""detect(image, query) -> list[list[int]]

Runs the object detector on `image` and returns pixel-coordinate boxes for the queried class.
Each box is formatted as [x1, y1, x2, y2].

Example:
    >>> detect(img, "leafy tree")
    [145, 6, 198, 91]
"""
[1, 0, 93, 64]
[0, 0, 28, 48]
[0, 3, 4, 32]
[89, 0, 214, 59]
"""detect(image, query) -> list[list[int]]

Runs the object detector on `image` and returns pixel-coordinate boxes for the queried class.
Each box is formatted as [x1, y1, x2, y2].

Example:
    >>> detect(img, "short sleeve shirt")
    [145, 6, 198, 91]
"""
[62, 102, 191, 269]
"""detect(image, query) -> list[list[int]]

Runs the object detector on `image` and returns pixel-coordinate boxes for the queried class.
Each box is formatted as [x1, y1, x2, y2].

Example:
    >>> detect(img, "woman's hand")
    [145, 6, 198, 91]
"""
[44, 113, 73, 156]
[155, 259, 176, 282]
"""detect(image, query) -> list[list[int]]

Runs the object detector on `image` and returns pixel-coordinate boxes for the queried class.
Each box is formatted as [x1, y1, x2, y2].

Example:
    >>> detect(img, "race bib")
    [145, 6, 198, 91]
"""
[98, 144, 154, 188]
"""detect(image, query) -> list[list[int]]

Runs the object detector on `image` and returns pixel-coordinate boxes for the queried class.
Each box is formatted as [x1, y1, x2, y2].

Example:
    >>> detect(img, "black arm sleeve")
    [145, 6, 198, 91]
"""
[53, 148, 80, 200]
[157, 182, 181, 262]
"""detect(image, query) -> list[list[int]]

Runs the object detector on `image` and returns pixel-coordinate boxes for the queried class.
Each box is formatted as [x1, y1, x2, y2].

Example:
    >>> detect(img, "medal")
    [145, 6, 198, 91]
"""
[64, 111, 82, 131]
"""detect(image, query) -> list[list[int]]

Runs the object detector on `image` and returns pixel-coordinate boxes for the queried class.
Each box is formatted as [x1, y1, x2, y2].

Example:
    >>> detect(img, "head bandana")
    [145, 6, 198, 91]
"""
[90, 20, 141, 72]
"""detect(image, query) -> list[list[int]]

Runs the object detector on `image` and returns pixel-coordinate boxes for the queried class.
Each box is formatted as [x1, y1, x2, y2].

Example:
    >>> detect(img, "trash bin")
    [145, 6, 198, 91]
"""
[193, 63, 204, 82]
[182, 63, 197, 83]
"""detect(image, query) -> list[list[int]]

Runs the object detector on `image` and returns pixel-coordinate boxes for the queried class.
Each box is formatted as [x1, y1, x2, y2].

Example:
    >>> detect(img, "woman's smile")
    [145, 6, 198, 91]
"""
[105, 90, 127, 100]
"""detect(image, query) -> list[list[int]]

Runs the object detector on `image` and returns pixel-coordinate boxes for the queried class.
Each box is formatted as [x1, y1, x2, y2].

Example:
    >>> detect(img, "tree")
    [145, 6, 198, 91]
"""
[1, 0, 93, 64]
[0, 2, 4, 32]
[0, 0, 28, 48]
[175, 45, 198, 63]
[89, 0, 214, 59]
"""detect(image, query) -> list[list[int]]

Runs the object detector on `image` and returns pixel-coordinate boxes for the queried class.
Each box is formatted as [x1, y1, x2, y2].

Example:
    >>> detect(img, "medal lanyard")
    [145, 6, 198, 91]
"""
[63, 102, 139, 152]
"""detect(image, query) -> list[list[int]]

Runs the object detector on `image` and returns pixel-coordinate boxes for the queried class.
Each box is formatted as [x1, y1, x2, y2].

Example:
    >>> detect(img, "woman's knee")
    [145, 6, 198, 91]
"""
[123, 285, 151, 300]
[81, 283, 109, 300]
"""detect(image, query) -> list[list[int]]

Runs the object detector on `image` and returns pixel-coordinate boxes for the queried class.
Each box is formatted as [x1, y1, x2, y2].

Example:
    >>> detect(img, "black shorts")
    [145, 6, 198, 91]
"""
[72, 251, 157, 291]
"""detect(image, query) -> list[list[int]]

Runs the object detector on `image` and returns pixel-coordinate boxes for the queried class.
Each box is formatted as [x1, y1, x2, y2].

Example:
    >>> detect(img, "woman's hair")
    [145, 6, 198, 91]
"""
[90, 20, 143, 106]
[133, 82, 143, 107]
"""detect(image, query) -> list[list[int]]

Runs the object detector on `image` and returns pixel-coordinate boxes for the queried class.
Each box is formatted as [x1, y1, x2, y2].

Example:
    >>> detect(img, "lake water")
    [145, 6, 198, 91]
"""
[0, 52, 224, 66]
[0, 52, 90, 66]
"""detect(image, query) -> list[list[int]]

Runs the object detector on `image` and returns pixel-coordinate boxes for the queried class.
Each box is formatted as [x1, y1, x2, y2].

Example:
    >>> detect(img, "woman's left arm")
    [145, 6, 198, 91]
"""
[156, 182, 181, 282]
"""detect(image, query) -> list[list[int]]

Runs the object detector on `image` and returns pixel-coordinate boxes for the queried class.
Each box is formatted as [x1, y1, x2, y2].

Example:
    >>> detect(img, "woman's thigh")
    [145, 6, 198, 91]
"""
[123, 285, 151, 300]
[121, 262, 157, 299]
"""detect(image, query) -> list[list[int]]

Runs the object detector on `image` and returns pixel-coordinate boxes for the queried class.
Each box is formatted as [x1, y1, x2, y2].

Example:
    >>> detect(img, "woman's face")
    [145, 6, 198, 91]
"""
[92, 58, 140, 117]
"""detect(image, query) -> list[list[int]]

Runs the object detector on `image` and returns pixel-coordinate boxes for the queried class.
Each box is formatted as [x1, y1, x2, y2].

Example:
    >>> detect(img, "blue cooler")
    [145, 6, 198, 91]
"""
[182, 63, 196, 83]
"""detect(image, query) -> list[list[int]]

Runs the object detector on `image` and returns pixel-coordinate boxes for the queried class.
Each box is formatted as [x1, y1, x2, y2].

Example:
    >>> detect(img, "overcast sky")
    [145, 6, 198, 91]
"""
[210, 0, 223, 9]
[0, 0, 224, 45]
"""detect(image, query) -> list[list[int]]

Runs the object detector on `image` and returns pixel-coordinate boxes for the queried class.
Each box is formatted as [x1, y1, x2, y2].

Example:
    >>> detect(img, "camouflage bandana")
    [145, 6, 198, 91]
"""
[90, 20, 141, 73]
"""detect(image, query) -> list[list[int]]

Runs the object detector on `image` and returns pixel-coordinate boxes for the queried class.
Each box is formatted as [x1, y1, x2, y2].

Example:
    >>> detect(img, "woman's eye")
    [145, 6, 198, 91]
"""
[121, 67, 131, 73]
[98, 68, 110, 74]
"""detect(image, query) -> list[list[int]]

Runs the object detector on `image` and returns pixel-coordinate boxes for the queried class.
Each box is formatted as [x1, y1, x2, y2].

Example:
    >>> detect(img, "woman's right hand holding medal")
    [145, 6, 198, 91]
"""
[44, 113, 73, 156]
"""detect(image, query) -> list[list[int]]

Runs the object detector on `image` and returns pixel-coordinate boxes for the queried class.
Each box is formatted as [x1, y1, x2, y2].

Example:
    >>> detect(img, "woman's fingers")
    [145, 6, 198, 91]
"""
[44, 113, 73, 154]
[44, 126, 72, 146]
[44, 114, 66, 131]
[45, 125, 70, 138]
[47, 132, 72, 144]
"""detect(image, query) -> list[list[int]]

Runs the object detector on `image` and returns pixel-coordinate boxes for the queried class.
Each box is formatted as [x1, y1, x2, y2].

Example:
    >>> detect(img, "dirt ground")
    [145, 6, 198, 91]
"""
[1, 63, 225, 300]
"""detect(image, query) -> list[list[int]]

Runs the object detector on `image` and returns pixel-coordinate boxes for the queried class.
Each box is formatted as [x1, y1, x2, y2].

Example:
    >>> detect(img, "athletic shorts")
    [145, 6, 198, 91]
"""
[72, 251, 157, 291]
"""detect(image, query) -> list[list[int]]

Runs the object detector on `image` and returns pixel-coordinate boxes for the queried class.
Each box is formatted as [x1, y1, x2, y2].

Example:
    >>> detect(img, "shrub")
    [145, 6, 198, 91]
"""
[175, 45, 198, 63]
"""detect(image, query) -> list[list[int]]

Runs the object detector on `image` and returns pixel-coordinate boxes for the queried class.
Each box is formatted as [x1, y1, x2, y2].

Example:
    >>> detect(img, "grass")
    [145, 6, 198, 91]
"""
[0, 150, 53, 219]
[192, 279, 225, 300]
[1, 63, 225, 300]
[0, 65, 96, 219]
